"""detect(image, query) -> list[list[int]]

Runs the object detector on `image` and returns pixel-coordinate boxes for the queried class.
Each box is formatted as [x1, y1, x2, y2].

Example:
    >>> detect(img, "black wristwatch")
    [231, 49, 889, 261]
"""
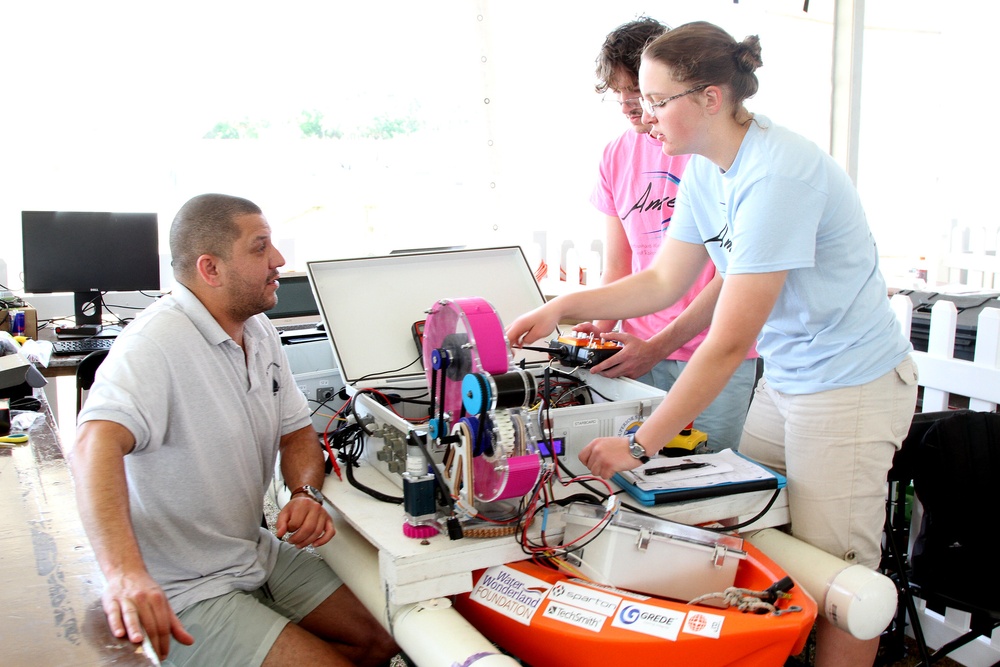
[627, 433, 650, 464]
[290, 484, 324, 505]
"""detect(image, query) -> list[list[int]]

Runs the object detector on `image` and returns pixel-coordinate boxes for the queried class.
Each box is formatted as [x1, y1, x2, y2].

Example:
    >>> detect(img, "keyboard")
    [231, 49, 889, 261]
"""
[52, 338, 116, 355]
[275, 321, 323, 333]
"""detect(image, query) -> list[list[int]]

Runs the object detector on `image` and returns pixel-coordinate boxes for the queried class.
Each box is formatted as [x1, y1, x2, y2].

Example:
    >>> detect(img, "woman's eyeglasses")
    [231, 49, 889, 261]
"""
[639, 84, 708, 116]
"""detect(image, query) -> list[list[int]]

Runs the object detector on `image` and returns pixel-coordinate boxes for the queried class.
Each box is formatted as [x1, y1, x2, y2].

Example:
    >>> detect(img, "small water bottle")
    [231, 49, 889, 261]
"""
[11, 310, 25, 337]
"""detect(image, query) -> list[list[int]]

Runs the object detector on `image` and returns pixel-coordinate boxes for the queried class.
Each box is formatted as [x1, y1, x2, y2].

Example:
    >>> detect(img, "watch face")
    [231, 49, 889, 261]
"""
[294, 485, 323, 504]
[628, 435, 646, 460]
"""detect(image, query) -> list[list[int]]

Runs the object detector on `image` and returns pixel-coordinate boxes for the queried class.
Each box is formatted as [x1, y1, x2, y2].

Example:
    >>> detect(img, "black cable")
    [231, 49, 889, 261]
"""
[331, 410, 403, 504]
[396, 397, 431, 407]
[343, 455, 403, 504]
[703, 487, 783, 533]
[348, 389, 379, 437]
[354, 353, 422, 383]
[368, 385, 428, 396]
[97, 293, 140, 328]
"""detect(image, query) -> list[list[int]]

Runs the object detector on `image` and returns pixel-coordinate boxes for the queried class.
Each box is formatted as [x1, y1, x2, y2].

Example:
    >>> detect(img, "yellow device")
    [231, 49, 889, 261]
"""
[660, 423, 708, 454]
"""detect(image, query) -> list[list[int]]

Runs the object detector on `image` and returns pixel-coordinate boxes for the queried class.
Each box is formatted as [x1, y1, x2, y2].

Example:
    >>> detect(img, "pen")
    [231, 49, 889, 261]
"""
[643, 462, 711, 475]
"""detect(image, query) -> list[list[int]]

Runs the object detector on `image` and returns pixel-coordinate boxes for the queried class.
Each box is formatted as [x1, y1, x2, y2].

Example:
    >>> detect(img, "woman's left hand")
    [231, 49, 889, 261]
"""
[579, 436, 644, 479]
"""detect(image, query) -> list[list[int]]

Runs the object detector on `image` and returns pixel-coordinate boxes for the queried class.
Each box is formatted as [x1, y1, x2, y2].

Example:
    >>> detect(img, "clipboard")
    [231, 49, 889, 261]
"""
[612, 450, 786, 507]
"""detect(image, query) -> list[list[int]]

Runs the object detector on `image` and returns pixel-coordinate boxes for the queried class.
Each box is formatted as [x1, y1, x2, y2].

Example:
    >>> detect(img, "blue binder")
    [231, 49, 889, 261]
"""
[612, 452, 786, 507]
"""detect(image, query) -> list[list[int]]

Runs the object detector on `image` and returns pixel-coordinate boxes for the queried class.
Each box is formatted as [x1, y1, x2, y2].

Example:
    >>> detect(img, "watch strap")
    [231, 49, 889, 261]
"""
[627, 433, 650, 464]
[290, 485, 322, 504]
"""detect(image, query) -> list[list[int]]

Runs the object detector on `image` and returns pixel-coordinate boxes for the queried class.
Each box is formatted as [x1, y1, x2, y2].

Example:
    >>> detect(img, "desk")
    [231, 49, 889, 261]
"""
[0, 393, 155, 666]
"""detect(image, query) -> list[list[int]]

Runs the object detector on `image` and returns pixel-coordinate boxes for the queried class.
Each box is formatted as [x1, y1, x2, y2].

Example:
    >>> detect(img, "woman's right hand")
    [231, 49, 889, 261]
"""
[506, 303, 561, 348]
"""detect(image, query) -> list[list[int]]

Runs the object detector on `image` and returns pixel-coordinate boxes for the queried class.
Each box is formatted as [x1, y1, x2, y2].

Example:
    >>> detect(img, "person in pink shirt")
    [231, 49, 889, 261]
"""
[579, 17, 758, 451]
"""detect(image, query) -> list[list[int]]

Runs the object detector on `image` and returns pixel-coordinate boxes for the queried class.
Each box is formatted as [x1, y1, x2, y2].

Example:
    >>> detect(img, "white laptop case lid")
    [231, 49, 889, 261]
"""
[307, 246, 557, 386]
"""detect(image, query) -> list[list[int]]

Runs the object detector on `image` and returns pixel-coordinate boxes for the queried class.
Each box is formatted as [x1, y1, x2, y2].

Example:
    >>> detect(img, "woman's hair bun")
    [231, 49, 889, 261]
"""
[734, 35, 763, 73]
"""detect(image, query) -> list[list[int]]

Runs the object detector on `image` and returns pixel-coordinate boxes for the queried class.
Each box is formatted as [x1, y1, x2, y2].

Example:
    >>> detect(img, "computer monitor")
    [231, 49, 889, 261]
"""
[21, 211, 161, 325]
[264, 273, 320, 320]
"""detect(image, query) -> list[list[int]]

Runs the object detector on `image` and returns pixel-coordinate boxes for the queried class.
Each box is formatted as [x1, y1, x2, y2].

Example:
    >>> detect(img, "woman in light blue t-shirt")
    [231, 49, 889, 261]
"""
[507, 21, 916, 667]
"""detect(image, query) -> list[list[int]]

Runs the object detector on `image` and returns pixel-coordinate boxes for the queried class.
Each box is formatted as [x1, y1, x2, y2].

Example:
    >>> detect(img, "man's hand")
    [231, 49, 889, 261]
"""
[579, 436, 643, 479]
[103, 570, 194, 660]
[276, 496, 335, 548]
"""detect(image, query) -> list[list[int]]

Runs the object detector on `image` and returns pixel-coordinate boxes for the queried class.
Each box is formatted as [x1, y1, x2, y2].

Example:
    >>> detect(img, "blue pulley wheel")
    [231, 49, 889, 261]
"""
[462, 373, 491, 415]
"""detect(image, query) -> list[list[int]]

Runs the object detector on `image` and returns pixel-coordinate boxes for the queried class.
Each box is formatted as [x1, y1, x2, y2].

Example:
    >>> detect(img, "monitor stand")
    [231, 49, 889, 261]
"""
[74, 290, 103, 326]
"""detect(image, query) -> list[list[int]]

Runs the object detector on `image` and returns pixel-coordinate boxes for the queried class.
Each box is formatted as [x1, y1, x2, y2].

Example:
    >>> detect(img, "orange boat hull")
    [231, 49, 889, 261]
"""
[454, 542, 817, 667]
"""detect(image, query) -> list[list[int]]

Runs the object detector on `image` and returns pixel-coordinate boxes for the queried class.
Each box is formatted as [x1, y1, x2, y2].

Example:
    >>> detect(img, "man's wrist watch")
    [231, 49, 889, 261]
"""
[290, 484, 324, 505]
[627, 433, 650, 464]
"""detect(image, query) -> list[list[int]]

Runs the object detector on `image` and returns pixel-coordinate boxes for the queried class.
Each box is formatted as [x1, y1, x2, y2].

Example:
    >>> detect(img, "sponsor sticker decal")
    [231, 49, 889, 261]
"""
[683, 610, 725, 638]
[469, 566, 551, 626]
[548, 581, 623, 616]
[542, 601, 606, 632]
[612, 601, 686, 641]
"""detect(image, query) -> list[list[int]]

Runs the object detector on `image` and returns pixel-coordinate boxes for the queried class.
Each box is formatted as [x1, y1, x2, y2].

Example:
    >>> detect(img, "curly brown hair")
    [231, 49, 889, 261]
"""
[594, 16, 669, 95]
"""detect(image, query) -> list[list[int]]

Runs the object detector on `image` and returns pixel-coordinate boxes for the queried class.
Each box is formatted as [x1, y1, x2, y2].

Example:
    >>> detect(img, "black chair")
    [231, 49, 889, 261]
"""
[75, 349, 109, 414]
[881, 410, 1000, 666]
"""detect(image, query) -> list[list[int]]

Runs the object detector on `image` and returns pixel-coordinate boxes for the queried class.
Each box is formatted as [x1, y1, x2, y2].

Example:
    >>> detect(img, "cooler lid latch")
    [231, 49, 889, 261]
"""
[636, 527, 651, 552]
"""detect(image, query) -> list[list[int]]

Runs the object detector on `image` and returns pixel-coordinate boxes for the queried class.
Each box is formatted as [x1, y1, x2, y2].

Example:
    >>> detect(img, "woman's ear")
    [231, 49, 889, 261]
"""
[702, 85, 725, 116]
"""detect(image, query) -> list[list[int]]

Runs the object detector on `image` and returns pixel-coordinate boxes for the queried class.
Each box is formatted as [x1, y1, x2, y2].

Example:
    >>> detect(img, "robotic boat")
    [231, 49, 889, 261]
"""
[454, 538, 818, 667]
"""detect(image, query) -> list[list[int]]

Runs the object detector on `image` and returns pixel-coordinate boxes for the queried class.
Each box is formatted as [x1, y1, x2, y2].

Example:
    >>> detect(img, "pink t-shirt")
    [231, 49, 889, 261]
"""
[591, 130, 753, 361]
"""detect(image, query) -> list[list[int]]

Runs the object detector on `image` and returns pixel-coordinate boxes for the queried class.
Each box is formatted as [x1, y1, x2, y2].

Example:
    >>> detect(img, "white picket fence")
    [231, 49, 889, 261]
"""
[930, 221, 1000, 291]
[890, 294, 1000, 666]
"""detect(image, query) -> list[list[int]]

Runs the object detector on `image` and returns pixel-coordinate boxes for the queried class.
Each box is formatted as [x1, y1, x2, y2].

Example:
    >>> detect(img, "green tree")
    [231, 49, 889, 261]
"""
[299, 110, 343, 139]
[203, 118, 269, 139]
[360, 114, 421, 139]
